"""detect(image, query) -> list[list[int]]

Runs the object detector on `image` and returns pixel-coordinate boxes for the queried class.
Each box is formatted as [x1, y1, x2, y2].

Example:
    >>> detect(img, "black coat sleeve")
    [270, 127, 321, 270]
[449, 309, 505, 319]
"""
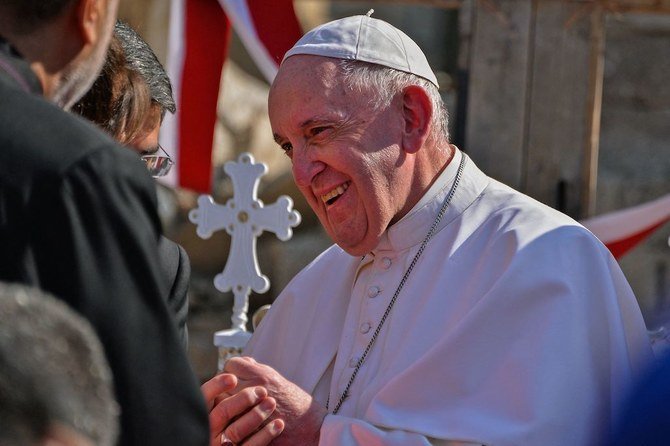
[158, 236, 191, 349]
[29, 146, 208, 445]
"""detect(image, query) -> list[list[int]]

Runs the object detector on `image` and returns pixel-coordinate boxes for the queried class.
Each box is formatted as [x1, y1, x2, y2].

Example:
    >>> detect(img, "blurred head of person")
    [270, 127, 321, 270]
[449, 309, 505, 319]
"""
[72, 20, 175, 177]
[0, 282, 119, 446]
[0, 0, 120, 110]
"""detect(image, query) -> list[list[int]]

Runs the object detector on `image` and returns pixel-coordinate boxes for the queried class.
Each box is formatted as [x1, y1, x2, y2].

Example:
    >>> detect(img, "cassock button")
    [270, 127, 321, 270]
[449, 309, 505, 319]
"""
[382, 257, 392, 269]
[368, 286, 381, 298]
[349, 356, 359, 368]
[360, 322, 371, 334]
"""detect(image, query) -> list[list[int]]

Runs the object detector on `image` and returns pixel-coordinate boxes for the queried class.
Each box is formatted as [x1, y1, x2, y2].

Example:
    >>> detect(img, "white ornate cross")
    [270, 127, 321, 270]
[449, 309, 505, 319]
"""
[188, 153, 301, 367]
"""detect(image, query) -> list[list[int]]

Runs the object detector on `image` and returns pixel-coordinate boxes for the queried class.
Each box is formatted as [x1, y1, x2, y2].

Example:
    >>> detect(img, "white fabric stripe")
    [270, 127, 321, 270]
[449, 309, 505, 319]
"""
[218, 0, 279, 83]
[581, 193, 670, 243]
[158, 0, 186, 188]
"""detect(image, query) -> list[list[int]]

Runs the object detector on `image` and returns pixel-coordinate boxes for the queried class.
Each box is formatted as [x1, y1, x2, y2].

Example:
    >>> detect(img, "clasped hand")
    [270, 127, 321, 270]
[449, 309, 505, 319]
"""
[202, 356, 327, 446]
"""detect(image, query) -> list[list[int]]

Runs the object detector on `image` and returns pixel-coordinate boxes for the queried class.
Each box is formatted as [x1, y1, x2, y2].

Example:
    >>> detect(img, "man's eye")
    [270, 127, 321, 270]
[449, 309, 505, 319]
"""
[281, 142, 293, 153]
[140, 149, 157, 156]
[311, 127, 328, 136]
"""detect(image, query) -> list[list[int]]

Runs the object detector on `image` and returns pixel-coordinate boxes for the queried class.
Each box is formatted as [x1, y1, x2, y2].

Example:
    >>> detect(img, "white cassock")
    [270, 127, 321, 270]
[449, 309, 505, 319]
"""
[245, 150, 653, 445]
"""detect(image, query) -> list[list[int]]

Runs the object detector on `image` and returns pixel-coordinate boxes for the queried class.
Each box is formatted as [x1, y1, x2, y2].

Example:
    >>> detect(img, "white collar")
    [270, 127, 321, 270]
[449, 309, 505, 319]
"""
[373, 148, 489, 253]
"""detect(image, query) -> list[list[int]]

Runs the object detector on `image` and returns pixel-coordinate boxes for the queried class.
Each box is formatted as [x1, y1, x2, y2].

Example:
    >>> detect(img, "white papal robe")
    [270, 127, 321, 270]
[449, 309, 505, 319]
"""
[244, 150, 652, 445]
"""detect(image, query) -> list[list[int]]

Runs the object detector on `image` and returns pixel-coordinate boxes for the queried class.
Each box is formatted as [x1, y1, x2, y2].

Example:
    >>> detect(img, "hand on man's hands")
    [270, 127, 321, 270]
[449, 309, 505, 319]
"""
[223, 356, 328, 446]
[201, 372, 284, 446]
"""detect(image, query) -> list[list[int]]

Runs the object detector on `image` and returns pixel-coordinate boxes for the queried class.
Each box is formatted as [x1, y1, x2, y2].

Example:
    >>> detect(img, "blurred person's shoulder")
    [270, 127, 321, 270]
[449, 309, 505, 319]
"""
[608, 350, 670, 445]
[0, 81, 152, 194]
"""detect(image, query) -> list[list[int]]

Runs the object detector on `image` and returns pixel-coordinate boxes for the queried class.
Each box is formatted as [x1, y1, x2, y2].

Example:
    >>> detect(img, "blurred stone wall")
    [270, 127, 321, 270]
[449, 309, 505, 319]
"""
[598, 14, 670, 327]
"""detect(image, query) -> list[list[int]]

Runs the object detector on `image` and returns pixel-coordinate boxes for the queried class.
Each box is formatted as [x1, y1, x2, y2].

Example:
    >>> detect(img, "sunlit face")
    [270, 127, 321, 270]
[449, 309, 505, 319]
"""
[269, 56, 416, 256]
[56, 0, 120, 110]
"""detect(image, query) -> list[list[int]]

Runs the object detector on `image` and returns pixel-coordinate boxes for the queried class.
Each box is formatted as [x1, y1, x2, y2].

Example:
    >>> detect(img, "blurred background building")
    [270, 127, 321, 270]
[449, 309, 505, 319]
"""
[117, 0, 669, 380]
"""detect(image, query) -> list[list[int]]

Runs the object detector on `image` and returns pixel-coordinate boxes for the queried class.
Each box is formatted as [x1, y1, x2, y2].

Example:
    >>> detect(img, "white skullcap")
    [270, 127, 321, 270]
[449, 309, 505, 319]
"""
[283, 13, 439, 88]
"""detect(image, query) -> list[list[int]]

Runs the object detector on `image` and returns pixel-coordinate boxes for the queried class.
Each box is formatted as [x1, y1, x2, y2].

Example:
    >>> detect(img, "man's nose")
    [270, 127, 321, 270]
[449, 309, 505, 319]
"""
[291, 147, 325, 188]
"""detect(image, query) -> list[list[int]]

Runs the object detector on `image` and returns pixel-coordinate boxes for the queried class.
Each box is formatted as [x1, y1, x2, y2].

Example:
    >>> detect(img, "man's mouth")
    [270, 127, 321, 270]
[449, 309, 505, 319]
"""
[321, 182, 350, 205]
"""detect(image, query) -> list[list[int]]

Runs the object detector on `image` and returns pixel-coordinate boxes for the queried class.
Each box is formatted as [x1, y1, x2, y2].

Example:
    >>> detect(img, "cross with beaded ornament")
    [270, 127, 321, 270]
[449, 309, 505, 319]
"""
[188, 152, 301, 369]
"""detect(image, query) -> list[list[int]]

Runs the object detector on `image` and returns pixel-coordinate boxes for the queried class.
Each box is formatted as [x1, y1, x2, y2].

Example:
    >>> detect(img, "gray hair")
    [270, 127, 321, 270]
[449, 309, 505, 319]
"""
[337, 60, 449, 144]
[114, 20, 176, 118]
[0, 283, 119, 446]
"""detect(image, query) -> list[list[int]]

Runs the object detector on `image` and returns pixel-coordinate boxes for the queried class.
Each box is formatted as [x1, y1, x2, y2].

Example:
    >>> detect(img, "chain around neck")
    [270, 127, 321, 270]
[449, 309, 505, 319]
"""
[327, 153, 467, 414]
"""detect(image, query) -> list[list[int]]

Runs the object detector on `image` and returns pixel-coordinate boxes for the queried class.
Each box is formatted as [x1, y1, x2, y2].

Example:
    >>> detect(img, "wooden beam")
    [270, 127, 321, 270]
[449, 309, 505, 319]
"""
[302, 0, 463, 9]
[304, 0, 670, 15]
[580, 4, 605, 218]
[600, 0, 670, 15]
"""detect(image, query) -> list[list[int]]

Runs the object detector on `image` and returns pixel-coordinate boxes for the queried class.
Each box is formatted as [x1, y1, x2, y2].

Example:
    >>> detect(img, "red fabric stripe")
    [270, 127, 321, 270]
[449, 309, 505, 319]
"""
[606, 219, 670, 259]
[180, 0, 231, 193]
[247, 0, 303, 65]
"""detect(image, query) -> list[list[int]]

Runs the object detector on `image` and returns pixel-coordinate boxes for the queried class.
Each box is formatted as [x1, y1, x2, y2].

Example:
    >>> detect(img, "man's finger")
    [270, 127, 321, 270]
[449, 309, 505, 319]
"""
[209, 386, 268, 435]
[223, 357, 271, 394]
[243, 419, 285, 446]
[222, 356, 258, 377]
[223, 397, 277, 444]
[201, 374, 237, 410]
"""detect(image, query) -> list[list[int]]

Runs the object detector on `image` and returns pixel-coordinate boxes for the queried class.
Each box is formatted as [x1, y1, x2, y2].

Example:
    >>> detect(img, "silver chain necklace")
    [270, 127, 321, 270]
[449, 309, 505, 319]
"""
[327, 153, 467, 415]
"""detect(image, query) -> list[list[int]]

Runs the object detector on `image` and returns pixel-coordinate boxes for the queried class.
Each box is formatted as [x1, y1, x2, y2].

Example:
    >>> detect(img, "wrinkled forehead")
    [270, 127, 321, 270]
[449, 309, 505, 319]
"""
[271, 55, 343, 96]
[269, 56, 347, 118]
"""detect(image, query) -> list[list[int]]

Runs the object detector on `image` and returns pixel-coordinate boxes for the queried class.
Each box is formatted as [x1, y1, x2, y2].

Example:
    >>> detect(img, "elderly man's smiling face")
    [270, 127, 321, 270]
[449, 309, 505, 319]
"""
[269, 55, 416, 256]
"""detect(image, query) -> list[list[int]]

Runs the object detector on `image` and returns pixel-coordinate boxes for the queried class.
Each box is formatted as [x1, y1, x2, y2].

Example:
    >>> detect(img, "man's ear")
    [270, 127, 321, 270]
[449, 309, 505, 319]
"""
[400, 85, 432, 154]
[43, 422, 95, 446]
[76, 0, 103, 45]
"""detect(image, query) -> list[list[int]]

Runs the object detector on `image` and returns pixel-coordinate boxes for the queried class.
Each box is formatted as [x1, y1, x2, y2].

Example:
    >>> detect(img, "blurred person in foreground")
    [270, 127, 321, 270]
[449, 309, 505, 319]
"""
[603, 349, 670, 446]
[202, 13, 653, 446]
[0, 1, 208, 444]
[0, 282, 118, 446]
[73, 20, 191, 348]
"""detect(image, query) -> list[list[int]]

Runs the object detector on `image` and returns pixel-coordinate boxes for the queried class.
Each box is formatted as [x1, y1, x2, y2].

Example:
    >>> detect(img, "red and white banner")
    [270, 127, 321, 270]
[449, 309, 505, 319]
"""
[581, 193, 670, 259]
[160, 0, 301, 193]
[219, 0, 302, 82]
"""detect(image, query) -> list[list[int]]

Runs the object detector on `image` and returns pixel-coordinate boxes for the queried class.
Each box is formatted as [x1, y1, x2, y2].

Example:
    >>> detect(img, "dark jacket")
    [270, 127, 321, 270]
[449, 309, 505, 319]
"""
[0, 37, 208, 445]
[159, 236, 191, 349]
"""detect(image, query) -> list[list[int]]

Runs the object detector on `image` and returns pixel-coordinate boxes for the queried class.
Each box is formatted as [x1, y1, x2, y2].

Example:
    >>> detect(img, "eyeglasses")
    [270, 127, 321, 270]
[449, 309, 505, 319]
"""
[141, 144, 174, 178]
